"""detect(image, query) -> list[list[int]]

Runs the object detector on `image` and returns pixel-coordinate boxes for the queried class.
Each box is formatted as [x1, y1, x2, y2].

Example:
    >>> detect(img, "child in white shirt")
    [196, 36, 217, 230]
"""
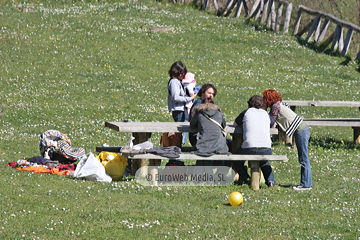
[182, 72, 197, 119]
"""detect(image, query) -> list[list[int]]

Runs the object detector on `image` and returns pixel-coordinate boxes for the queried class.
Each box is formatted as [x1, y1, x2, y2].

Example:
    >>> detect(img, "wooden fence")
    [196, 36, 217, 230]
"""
[171, 0, 360, 59]
[201, 0, 293, 33]
[293, 5, 360, 60]
[247, 0, 292, 33]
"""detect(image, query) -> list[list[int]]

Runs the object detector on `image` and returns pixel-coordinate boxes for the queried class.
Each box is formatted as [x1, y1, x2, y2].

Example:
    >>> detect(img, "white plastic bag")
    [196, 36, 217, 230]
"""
[74, 152, 112, 182]
[120, 136, 135, 152]
[132, 141, 153, 150]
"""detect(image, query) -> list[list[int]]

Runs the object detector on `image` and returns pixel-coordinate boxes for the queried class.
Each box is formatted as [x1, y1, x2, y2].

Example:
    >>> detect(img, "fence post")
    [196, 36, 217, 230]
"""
[341, 28, 354, 56]
[316, 19, 330, 42]
[331, 25, 343, 52]
[261, 0, 270, 24]
[282, 2, 292, 33]
[275, 2, 283, 31]
[293, 7, 303, 35]
[248, 0, 261, 19]
[305, 16, 321, 43]
[222, 0, 235, 17]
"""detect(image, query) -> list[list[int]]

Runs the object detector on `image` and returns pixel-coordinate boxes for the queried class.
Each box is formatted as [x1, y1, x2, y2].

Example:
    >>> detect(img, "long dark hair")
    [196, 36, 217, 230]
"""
[202, 97, 214, 104]
[168, 61, 187, 79]
[198, 83, 217, 98]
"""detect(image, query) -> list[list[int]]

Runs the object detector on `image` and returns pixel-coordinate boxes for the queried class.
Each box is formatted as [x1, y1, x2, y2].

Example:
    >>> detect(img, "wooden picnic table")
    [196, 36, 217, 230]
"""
[278, 101, 360, 144]
[284, 100, 360, 111]
[105, 121, 281, 190]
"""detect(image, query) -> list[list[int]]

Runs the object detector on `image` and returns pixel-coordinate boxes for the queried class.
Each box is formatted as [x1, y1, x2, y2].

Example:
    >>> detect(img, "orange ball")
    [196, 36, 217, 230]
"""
[228, 191, 244, 206]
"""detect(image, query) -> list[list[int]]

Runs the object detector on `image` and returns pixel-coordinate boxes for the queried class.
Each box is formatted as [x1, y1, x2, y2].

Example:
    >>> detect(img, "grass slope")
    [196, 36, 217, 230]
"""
[0, 1, 359, 239]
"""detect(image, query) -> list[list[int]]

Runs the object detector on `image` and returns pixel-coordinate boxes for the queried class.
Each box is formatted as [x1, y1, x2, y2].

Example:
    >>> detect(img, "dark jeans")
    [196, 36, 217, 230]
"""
[233, 147, 275, 185]
[172, 111, 185, 122]
[172, 111, 188, 146]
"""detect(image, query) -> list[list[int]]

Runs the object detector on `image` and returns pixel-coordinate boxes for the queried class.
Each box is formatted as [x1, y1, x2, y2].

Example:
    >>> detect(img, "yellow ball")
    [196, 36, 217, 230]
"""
[228, 191, 244, 206]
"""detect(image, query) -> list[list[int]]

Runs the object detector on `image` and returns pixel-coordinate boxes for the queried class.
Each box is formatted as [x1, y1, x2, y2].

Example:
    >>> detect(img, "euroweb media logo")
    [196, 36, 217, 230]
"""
[135, 166, 236, 186]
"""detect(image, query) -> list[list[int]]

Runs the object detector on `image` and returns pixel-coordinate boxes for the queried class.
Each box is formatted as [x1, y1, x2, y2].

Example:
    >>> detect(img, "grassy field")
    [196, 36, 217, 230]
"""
[0, 0, 359, 239]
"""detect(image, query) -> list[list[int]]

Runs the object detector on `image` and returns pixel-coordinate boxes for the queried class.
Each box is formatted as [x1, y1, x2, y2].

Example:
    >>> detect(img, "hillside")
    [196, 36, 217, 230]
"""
[197, 0, 360, 55]
[0, 1, 359, 239]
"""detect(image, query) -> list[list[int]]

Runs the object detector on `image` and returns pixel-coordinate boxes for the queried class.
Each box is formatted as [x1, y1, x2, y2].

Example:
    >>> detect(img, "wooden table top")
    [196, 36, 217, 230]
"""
[105, 121, 279, 134]
[284, 100, 360, 107]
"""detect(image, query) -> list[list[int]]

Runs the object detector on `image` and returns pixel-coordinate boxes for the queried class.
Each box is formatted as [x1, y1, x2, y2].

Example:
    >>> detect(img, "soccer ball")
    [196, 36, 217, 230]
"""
[228, 192, 244, 206]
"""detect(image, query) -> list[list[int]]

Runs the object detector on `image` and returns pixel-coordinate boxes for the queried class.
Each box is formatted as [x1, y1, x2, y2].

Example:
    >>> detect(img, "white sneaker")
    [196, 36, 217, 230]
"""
[293, 185, 312, 191]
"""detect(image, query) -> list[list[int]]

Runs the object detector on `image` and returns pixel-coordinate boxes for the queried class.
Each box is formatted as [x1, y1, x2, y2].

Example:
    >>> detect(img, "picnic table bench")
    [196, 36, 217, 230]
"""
[104, 121, 284, 190]
[304, 118, 360, 143]
[284, 100, 360, 111]
[279, 100, 360, 144]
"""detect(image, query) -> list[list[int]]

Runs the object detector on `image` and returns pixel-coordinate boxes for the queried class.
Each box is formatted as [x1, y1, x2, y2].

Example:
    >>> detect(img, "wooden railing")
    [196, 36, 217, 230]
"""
[293, 5, 360, 59]
[216, 0, 249, 18]
[199, 0, 292, 33]
[247, 0, 292, 33]
[169, 0, 360, 59]
[205, 0, 292, 34]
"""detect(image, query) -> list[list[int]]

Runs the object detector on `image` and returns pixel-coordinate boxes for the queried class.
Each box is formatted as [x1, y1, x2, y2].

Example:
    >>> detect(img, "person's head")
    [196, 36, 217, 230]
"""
[182, 72, 195, 84]
[247, 95, 266, 110]
[198, 83, 217, 100]
[262, 89, 282, 107]
[168, 61, 187, 80]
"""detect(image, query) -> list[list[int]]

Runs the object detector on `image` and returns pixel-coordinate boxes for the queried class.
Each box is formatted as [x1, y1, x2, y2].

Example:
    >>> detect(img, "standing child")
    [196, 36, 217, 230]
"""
[182, 72, 197, 120]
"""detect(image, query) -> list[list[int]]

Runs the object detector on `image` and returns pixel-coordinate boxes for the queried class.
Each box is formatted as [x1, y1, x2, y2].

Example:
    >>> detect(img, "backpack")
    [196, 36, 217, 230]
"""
[39, 130, 86, 164]
[160, 132, 183, 148]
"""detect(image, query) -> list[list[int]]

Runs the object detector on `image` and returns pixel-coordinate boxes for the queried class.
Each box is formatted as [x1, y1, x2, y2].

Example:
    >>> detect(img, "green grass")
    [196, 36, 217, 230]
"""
[0, 0, 359, 239]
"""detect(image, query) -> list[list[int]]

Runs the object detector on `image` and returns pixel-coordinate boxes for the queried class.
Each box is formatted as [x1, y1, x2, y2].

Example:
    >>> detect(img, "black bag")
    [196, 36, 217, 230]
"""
[165, 159, 185, 166]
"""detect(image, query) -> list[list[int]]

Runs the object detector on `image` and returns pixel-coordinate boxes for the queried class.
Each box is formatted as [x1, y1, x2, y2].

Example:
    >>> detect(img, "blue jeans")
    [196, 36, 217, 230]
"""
[172, 111, 187, 146]
[294, 125, 312, 188]
[234, 147, 275, 185]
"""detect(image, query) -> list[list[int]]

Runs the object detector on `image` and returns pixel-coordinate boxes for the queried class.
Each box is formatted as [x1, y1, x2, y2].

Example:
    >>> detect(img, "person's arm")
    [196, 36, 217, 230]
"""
[190, 111, 199, 128]
[189, 98, 202, 122]
[269, 113, 276, 128]
[221, 113, 227, 129]
[169, 79, 193, 103]
[234, 110, 247, 126]
[187, 84, 194, 97]
[269, 102, 280, 121]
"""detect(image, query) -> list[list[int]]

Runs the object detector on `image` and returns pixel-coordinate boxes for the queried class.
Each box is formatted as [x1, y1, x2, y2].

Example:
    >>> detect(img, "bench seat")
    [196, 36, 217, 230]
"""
[279, 118, 360, 144]
[127, 153, 288, 161]
[127, 153, 287, 190]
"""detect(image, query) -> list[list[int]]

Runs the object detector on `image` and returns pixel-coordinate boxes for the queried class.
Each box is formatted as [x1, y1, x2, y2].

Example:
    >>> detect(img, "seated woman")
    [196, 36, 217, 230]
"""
[188, 83, 217, 147]
[233, 95, 276, 187]
[190, 97, 229, 157]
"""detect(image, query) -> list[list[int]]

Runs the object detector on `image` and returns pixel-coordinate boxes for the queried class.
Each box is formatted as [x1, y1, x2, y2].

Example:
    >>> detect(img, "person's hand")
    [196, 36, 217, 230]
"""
[191, 92, 198, 99]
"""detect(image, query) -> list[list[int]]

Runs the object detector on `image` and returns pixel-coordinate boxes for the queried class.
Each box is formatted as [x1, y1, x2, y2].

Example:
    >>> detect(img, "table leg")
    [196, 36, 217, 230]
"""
[278, 126, 295, 148]
[231, 133, 243, 182]
[353, 127, 360, 144]
[149, 167, 158, 186]
[131, 132, 152, 176]
[250, 161, 260, 190]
